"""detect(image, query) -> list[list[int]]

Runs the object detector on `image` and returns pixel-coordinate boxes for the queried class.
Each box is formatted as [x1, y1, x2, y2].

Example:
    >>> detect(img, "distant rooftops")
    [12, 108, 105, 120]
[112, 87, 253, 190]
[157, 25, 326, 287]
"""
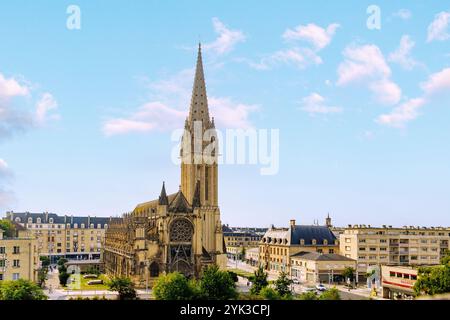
[5, 211, 111, 228]
[291, 251, 355, 262]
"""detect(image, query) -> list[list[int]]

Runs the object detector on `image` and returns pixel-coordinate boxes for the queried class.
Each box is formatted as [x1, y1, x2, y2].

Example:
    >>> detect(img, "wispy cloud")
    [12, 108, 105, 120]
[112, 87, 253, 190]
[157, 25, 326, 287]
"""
[337, 44, 401, 106]
[283, 23, 340, 50]
[388, 35, 418, 70]
[394, 9, 412, 20]
[427, 11, 450, 42]
[377, 67, 450, 127]
[0, 158, 13, 208]
[244, 22, 338, 71]
[299, 93, 342, 115]
[203, 18, 246, 55]
[0, 73, 59, 140]
[103, 68, 258, 136]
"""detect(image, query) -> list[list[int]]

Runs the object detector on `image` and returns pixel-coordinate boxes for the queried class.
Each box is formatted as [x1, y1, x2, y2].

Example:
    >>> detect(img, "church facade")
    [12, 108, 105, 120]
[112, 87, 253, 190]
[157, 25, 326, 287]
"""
[103, 45, 227, 287]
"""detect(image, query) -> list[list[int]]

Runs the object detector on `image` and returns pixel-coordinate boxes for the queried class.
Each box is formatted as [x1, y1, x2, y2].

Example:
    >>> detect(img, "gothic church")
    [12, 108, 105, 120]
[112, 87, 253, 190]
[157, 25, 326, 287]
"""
[103, 44, 227, 286]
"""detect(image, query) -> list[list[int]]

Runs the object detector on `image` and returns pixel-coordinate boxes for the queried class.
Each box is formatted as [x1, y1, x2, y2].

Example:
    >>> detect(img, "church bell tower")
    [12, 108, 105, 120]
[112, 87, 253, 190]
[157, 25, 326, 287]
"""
[180, 43, 219, 208]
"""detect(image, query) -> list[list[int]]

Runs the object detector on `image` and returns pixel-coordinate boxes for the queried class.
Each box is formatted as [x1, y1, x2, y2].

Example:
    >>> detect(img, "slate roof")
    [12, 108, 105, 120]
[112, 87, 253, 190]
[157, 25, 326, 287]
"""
[6, 212, 110, 228]
[290, 225, 337, 245]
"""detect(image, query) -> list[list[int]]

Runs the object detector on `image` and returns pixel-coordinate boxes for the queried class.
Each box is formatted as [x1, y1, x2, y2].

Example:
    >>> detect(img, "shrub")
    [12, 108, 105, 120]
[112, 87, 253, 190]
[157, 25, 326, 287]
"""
[107, 276, 137, 300]
[153, 272, 198, 300]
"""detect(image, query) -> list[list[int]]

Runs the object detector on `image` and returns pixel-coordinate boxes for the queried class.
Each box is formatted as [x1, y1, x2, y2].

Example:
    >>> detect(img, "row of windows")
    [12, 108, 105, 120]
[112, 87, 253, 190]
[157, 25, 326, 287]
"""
[0, 246, 20, 254]
[0, 273, 20, 281]
[25, 222, 107, 229]
[0, 259, 21, 267]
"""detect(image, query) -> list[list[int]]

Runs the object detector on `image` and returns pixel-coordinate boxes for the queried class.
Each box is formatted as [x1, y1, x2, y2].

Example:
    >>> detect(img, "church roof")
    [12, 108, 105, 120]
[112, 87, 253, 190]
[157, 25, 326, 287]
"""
[169, 189, 192, 213]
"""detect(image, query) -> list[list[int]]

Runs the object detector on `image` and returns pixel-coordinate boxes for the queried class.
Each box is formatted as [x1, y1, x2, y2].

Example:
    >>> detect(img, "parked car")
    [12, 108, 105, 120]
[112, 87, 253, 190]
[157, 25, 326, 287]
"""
[292, 278, 300, 284]
[316, 284, 327, 291]
[304, 287, 317, 293]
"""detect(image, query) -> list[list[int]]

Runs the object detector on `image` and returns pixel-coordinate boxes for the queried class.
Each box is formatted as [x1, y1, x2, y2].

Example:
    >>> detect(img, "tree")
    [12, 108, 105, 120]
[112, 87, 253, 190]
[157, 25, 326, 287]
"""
[440, 250, 450, 266]
[342, 267, 355, 283]
[199, 265, 237, 300]
[40, 256, 50, 268]
[414, 265, 450, 296]
[250, 266, 268, 295]
[153, 272, 198, 300]
[58, 272, 70, 286]
[259, 287, 280, 300]
[240, 247, 246, 261]
[0, 279, 47, 300]
[0, 220, 15, 238]
[107, 276, 138, 300]
[274, 271, 293, 297]
[227, 271, 239, 283]
[298, 291, 318, 300]
[57, 258, 68, 266]
[319, 288, 341, 300]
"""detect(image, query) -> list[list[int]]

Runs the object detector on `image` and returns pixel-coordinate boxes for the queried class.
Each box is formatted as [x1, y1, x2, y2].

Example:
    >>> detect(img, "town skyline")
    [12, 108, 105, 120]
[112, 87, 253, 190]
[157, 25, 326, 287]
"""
[1, 1, 450, 228]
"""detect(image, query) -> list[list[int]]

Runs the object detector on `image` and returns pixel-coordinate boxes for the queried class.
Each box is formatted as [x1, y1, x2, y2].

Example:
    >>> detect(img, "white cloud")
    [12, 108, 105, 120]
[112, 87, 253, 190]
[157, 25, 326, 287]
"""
[247, 47, 322, 70]
[0, 73, 58, 139]
[420, 67, 450, 95]
[337, 44, 401, 105]
[394, 9, 412, 20]
[209, 97, 259, 129]
[299, 93, 342, 114]
[283, 23, 340, 50]
[0, 158, 13, 208]
[377, 67, 450, 128]
[368, 79, 402, 106]
[427, 11, 450, 42]
[203, 18, 246, 55]
[0, 74, 29, 99]
[103, 69, 258, 136]
[35, 93, 58, 123]
[388, 35, 418, 70]
[377, 98, 426, 128]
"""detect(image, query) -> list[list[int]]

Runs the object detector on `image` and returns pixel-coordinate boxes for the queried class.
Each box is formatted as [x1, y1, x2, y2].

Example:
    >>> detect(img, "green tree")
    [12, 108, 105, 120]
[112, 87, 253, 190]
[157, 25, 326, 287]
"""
[40, 256, 50, 268]
[227, 271, 239, 283]
[259, 286, 280, 300]
[0, 220, 15, 238]
[153, 272, 198, 300]
[342, 267, 355, 282]
[57, 258, 68, 266]
[107, 276, 138, 300]
[274, 271, 293, 297]
[250, 266, 268, 295]
[0, 279, 47, 300]
[319, 288, 341, 300]
[38, 267, 48, 287]
[58, 272, 70, 286]
[298, 291, 318, 300]
[240, 247, 246, 261]
[440, 250, 450, 266]
[199, 265, 237, 300]
[414, 265, 450, 296]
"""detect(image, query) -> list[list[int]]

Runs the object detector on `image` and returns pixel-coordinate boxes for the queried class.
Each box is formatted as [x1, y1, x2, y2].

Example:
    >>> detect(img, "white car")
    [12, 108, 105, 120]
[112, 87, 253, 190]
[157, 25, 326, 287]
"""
[316, 284, 327, 291]
[292, 278, 300, 284]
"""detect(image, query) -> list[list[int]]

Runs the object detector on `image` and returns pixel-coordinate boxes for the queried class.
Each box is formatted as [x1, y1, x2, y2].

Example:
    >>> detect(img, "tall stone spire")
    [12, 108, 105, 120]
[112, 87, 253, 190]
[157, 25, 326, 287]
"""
[188, 43, 210, 125]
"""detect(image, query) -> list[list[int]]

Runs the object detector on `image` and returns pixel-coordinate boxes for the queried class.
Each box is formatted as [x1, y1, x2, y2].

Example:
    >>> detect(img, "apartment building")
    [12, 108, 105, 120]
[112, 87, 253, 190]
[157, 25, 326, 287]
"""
[5, 212, 111, 263]
[223, 225, 262, 259]
[340, 225, 450, 273]
[259, 219, 339, 273]
[0, 223, 39, 282]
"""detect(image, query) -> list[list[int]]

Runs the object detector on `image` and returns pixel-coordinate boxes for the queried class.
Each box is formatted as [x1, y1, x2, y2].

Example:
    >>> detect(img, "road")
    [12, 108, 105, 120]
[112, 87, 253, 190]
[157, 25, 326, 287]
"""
[226, 258, 384, 300]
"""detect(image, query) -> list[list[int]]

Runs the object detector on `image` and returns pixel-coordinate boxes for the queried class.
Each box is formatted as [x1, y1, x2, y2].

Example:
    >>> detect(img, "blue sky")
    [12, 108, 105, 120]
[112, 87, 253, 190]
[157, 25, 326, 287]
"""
[0, 1, 449, 228]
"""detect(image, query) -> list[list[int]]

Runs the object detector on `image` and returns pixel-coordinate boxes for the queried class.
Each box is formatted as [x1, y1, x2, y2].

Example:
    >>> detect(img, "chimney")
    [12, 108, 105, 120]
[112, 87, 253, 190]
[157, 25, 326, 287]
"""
[290, 219, 296, 227]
